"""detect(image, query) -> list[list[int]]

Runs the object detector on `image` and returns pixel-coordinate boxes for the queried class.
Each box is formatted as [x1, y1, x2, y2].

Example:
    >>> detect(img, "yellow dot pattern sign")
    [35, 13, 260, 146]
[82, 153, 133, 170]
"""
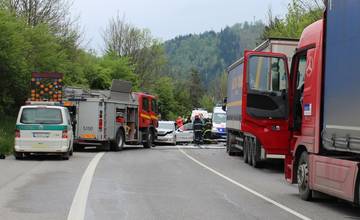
[30, 72, 64, 102]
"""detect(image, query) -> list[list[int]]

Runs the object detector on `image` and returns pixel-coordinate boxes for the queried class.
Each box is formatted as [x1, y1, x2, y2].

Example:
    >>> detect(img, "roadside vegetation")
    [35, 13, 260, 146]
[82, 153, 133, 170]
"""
[0, 117, 16, 155]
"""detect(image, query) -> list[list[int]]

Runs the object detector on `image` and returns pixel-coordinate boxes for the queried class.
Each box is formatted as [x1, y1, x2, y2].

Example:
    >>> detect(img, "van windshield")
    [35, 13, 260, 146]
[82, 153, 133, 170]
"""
[213, 113, 226, 124]
[20, 108, 63, 124]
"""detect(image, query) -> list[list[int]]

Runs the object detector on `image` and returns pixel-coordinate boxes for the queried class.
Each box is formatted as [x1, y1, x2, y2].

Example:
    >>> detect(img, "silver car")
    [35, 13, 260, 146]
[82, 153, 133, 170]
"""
[175, 123, 194, 143]
[156, 121, 176, 145]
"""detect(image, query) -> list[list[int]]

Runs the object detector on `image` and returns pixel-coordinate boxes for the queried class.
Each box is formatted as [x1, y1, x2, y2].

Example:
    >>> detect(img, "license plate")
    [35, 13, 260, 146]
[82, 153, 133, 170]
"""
[32, 142, 48, 148]
[80, 134, 96, 139]
[33, 132, 50, 138]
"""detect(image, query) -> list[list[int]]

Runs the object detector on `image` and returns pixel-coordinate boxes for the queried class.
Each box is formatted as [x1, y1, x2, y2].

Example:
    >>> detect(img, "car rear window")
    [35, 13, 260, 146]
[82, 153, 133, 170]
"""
[20, 108, 63, 124]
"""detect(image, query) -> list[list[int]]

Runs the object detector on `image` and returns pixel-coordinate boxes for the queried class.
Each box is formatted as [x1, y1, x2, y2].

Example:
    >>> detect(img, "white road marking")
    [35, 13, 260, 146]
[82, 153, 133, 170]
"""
[178, 148, 312, 220]
[67, 152, 105, 220]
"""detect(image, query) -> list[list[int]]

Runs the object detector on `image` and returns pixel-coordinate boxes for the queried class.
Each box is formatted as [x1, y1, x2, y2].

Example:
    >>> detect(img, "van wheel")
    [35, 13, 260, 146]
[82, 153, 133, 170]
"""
[69, 144, 73, 156]
[114, 129, 125, 151]
[62, 151, 70, 160]
[14, 151, 24, 160]
[297, 151, 312, 200]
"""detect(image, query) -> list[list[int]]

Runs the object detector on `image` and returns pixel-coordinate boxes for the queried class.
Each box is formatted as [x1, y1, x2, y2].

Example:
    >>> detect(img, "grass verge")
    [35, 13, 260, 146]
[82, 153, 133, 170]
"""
[0, 116, 16, 155]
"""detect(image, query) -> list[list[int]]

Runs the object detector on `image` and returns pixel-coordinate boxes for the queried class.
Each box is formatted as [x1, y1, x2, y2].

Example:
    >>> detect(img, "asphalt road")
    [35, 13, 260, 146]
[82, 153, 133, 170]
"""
[0, 144, 359, 220]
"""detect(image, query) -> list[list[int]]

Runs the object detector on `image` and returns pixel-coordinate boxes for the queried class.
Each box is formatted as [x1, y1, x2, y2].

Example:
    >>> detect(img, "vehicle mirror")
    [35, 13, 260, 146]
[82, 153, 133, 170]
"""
[157, 103, 161, 114]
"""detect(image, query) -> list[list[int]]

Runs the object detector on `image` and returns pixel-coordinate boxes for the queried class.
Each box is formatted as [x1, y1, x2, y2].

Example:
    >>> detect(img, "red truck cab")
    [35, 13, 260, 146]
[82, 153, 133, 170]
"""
[244, 1, 360, 204]
[136, 92, 159, 145]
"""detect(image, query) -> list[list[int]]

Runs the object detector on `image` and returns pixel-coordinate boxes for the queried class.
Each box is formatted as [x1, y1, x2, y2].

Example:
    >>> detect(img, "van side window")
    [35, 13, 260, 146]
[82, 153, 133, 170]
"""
[142, 98, 149, 112]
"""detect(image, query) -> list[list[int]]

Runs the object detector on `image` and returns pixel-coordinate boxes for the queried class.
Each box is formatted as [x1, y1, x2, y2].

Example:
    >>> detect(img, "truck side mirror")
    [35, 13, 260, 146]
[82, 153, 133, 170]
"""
[222, 97, 227, 112]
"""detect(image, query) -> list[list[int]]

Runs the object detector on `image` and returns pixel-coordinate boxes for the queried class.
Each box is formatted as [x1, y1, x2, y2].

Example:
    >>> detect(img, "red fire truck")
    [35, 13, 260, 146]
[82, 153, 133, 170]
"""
[64, 80, 158, 151]
[29, 73, 158, 151]
[243, 0, 360, 204]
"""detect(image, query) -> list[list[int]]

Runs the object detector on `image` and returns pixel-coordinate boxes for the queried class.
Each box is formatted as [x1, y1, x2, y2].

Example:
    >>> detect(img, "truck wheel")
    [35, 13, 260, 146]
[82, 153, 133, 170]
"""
[14, 151, 24, 160]
[143, 130, 151, 148]
[114, 129, 125, 151]
[226, 133, 236, 156]
[73, 143, 82, 152]
[150, 131, 156, 147]
[248, 138, 253, 166]
[243, 137, 249, 163]
[252, 139, 261, 168]
[297, 151, 312, 201]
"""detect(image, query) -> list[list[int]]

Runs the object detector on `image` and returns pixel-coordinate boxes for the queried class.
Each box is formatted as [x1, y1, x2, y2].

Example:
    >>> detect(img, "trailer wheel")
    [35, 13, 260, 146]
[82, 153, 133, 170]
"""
[243, 137, 249, 163]
[297, 151, 312, 200]
[114, 129, 125, 151]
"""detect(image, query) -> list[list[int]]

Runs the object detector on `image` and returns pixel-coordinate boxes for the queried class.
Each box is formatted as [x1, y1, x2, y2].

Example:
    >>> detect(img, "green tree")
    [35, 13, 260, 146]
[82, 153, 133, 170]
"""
[188, 69, 204, 109]
[209, 71, 227, 104]
[0, 10, 29, 114]
[173, 82, 192, 118]
[262, 0, 324, 39]
[0, 8, 97, 114]
[152, 77, 177, 120]
[200, 95, 215, 112]
[103, 15, 167, 92]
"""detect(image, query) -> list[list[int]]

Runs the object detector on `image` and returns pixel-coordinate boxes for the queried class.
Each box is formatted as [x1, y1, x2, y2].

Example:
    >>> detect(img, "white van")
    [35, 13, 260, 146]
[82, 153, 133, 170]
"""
[14, 104, 74, 160]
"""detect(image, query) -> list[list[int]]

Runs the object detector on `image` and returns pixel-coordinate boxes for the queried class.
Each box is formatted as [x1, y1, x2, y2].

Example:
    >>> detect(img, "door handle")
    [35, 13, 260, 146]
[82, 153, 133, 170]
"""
[271, 125, 281, 131]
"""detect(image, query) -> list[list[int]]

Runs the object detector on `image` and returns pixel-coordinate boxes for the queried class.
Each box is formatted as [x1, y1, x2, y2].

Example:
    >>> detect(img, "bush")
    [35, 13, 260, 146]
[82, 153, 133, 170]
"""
[0, 116, 16, 155]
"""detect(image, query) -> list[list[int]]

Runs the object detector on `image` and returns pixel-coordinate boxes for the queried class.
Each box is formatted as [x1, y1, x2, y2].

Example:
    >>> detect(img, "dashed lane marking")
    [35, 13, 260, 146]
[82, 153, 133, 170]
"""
[67, 152, 105, 220]
[178, 148, 312, 220]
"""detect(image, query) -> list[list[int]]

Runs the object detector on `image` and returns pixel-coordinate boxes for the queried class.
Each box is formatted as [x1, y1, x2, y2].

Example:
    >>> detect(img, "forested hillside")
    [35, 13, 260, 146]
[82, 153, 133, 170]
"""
[163, 22, 265, 87]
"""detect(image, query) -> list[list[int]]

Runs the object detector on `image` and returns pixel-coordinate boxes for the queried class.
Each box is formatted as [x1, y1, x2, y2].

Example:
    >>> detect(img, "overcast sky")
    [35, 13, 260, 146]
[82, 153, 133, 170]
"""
[72, 0, 291, 51]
